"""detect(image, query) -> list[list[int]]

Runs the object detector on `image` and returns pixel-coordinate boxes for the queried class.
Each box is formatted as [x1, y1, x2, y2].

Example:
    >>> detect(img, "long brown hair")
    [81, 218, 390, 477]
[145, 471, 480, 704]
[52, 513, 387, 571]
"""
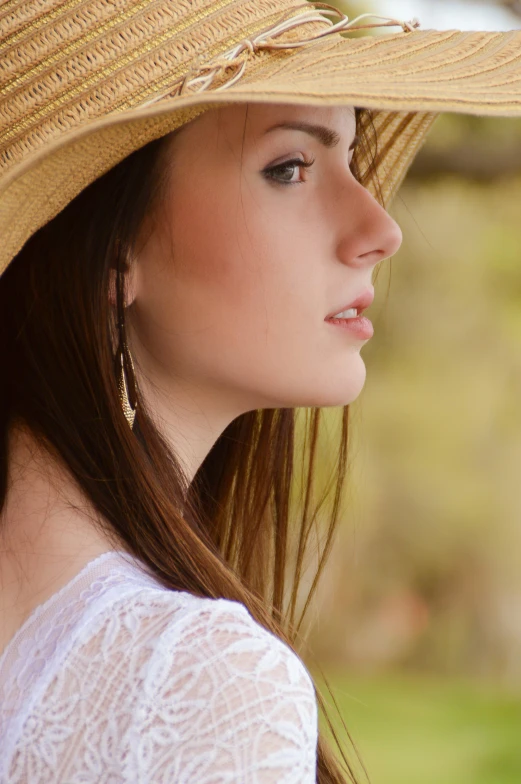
[0, 105, 380, 783]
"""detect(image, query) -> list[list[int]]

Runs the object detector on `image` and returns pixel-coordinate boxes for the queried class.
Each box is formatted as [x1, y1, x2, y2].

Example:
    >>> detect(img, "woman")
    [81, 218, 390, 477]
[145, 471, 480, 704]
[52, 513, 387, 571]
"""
[0, 1, 520, 782]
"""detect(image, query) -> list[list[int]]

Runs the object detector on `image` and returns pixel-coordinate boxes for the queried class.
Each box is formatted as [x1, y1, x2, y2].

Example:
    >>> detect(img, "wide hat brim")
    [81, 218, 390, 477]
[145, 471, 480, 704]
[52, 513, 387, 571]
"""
[1, 2, 521, 274]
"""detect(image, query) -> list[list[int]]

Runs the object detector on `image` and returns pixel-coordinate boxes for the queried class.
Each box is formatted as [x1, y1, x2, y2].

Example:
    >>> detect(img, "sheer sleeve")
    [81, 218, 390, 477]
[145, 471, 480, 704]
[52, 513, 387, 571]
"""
[4, 585, 318, 783]
[129, 598, 318, 783]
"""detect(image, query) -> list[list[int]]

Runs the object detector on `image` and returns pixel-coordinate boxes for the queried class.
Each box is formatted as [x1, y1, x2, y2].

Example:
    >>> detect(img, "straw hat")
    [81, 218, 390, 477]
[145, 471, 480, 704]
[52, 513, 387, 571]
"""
[1, 0, 521, 277]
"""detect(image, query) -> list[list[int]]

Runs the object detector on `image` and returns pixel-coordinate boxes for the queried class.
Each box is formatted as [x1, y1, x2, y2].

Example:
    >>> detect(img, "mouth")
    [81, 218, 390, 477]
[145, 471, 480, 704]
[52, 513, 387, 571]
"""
[325, 312, 374, 340]
[325, 287, 374, 321]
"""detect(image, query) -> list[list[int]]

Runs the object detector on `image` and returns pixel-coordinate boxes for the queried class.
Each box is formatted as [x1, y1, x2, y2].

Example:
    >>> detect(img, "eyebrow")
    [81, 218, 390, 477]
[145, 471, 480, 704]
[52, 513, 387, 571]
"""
[263, 121, 360, 150]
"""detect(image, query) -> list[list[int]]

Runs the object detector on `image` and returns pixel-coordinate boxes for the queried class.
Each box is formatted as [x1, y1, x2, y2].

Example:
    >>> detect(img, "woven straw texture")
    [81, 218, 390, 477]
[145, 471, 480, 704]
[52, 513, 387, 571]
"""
[1, 0, 521, 274]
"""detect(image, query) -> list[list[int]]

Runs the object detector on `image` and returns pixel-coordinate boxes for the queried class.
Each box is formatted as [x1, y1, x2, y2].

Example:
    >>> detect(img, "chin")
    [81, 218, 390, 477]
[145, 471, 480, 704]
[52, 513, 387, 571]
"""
[322, 352, 368, 406]
[317, 381, 366, 408]
[286, 355, 368, 408]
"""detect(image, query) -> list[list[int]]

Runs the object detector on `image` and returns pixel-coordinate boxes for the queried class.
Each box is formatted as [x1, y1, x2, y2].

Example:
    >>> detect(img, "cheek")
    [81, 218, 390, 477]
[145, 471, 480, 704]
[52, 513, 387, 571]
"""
[134, 173, 289, 381]
[163, 175, 300, 328]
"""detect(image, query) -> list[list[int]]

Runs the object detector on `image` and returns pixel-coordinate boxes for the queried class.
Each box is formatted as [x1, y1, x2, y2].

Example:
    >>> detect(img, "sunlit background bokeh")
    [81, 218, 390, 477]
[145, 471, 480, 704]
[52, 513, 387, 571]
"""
[298, 2, 521, 783]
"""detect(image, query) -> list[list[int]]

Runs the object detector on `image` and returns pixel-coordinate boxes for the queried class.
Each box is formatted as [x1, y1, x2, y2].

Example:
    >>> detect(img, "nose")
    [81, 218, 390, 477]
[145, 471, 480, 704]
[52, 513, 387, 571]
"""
[335, 178, 403, 269]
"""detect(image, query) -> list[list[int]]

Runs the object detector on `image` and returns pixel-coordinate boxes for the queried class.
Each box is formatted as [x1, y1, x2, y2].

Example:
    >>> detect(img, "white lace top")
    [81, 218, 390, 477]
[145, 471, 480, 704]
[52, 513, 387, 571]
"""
[0, 550, 318, 783]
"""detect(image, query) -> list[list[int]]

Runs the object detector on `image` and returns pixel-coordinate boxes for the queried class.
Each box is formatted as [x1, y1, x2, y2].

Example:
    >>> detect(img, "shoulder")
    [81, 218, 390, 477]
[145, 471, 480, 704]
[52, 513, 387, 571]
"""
[15, 579, 317, 782]
[142, 589, 316, 696]
[126, 588, 319, 781]
[78, 577, 316, 708]
[117, 583, 316, 701]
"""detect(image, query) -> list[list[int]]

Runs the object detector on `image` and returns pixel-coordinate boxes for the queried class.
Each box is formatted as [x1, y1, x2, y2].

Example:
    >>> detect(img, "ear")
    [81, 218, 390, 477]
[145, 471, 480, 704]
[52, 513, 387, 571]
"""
[108, 264, 137, 308]
[108, 267, 117, 307]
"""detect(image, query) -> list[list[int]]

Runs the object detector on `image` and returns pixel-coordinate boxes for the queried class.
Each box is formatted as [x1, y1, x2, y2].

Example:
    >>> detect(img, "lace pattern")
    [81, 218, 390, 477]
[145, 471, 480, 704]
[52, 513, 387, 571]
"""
[0, 551, 318, 782]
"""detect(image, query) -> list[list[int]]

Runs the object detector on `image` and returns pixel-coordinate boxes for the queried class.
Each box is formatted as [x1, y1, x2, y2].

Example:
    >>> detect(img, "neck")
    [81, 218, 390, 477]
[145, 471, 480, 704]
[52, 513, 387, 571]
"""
[0, 423, 118, 646]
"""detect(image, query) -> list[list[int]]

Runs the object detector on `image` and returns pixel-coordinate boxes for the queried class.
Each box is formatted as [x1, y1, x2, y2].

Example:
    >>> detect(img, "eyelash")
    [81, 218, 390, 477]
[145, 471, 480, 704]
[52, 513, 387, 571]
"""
[263, 156, 316, 186]
[263, 151, 356, 186]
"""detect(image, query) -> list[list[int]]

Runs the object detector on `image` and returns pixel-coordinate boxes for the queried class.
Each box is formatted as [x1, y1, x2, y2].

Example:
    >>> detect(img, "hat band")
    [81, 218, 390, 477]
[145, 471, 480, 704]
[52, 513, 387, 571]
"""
[134, 2, 421, 109]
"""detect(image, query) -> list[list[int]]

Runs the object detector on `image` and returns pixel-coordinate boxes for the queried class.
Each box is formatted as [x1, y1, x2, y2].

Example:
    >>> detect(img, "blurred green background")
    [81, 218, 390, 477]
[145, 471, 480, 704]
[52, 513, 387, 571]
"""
[299, 2, 521, 782]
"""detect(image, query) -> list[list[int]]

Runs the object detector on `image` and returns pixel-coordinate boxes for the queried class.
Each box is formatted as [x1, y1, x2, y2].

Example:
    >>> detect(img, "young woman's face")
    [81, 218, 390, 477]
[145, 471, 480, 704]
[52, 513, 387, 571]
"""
[129, 102, 402, 428]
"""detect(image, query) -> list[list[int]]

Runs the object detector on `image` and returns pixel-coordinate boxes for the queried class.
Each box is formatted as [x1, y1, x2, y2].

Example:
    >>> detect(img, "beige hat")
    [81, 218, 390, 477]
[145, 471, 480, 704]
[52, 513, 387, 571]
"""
[1, 0, 521, 276]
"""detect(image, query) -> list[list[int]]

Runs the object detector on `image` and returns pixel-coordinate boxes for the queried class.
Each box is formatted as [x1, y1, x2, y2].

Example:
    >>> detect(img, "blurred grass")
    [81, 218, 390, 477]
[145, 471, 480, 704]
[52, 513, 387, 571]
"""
[312, 669, 521, 784]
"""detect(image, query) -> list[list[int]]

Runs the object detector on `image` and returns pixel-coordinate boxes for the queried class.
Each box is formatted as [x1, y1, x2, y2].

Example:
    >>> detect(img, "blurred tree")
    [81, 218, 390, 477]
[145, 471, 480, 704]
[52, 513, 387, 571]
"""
[305, 172, 521, 681]
[407, 99, 521, 182]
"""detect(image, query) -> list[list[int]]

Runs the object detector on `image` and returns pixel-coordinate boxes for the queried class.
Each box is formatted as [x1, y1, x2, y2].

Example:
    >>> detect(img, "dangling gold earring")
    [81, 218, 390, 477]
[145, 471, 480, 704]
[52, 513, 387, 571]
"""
[114, 247, 138, 430]
[116, 334, 137, 429]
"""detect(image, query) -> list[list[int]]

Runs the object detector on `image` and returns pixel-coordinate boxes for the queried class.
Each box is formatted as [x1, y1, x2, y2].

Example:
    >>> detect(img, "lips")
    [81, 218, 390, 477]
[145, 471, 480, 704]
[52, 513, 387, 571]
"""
[325, 287, 375, 320]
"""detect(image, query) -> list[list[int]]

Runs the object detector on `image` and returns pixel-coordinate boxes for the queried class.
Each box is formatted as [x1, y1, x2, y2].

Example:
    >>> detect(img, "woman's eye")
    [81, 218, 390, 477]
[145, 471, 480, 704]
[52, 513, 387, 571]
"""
[263, 152, 355, 186]
[263, 157, 315, 185]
